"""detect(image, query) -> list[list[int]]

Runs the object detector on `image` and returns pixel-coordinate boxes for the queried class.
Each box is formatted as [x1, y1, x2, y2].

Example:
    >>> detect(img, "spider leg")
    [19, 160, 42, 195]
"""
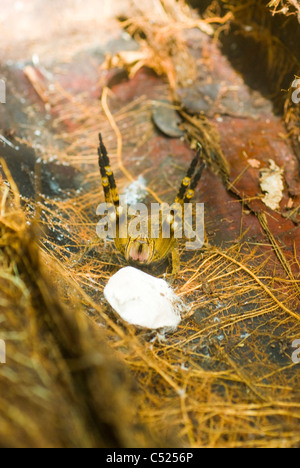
[98, 133, 120, 207]
[98, 134, 128, 257]
[175, 145, 203, 205]
[183, 161, 205, 203]
[166, 146, 205, 246]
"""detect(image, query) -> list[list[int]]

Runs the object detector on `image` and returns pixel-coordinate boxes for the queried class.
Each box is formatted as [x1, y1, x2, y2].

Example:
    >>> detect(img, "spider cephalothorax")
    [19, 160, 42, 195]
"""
[98, 133, 204, 273]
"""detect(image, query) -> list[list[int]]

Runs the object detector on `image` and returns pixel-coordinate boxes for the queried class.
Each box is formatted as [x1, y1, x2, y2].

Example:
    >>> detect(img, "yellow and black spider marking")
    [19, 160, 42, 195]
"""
[175, 148, 205, 204]
[98, 133, 205, 274]
[98, 134, 120, 207]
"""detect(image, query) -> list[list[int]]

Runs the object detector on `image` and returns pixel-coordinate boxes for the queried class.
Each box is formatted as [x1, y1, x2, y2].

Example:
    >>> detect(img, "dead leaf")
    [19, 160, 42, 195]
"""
[259, 159, 284, 211]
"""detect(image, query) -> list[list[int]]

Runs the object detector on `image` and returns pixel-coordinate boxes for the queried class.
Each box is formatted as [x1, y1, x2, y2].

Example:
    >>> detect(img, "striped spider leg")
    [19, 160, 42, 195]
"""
[98, 134, 205, 274]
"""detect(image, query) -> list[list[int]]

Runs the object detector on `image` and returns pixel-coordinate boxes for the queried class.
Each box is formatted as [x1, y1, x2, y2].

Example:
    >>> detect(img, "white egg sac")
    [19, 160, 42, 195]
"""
[104, 266, 184, 329]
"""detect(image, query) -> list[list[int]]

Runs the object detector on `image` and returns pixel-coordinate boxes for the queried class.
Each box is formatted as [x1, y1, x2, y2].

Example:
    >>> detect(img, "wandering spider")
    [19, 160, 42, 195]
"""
[98, 133, 205, 274]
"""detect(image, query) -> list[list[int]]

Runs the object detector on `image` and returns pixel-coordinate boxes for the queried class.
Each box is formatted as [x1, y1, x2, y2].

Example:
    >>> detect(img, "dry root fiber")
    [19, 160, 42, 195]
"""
[1, 0, 300, 449]
[0, 165, 161, 448]
[2, 95, 300, 447]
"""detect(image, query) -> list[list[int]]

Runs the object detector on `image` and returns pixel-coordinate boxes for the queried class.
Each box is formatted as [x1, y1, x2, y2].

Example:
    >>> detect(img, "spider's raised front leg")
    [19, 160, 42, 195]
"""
[175, 145, 205, 206]
[168, 145, 205, 275]
[98, 133, 120, 207]
[98, 133, 129, 259]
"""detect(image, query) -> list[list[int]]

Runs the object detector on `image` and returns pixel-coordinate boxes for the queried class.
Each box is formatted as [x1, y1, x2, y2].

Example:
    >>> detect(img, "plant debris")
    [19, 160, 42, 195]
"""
[259, 159, 285, 211]
[0, 0, 300, 449]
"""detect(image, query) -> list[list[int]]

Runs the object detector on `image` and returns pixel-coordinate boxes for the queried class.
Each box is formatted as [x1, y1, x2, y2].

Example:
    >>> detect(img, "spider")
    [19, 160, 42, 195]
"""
[98, 133, 205, 274]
